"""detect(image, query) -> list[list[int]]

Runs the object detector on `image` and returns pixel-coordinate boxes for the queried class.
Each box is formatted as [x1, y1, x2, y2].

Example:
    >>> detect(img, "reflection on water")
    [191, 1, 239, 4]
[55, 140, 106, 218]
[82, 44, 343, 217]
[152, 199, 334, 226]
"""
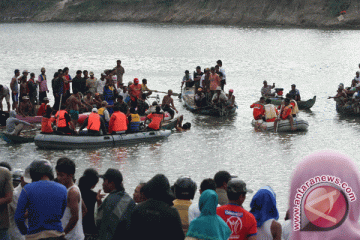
[2, 23, 360, 218]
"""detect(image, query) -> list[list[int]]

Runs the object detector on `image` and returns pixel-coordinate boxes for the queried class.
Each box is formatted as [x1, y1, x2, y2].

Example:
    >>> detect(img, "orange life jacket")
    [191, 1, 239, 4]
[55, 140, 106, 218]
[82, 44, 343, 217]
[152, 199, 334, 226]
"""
[109, 111, 127, 133]
[41, 117, 54, 133]
[55, 110, 68, 128]
[87, 112, 101, 131]
[147, 113, 164, 130]
[281, 106, 292, 120]
[250, 103, 265, 120]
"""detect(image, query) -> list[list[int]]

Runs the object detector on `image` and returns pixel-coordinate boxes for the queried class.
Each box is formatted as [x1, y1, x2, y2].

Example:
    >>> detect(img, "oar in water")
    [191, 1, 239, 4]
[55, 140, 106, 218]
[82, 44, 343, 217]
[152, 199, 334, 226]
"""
[153, 90, 181, 97]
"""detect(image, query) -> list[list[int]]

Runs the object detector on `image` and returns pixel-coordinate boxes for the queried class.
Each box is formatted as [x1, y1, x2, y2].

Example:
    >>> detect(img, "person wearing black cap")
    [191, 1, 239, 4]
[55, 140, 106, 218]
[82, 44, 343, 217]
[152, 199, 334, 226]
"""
[288, 84, 301, 102]
[181, 70, 194, 88]
[173, 177, 197, 234]
[15, 160, 68, 239]
[193, 66, 204, 89]
[130, 174, 184, 240]
[95, 168, 135, 240]
[217, 179, 257, 240]
[214, 171, 236, 206]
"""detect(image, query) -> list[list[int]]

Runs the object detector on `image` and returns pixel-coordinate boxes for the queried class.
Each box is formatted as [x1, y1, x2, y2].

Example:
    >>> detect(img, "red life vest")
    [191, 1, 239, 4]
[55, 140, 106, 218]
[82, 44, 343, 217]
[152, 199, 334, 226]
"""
[41, 117, 54, 133]
[37, 103, 48, 116]
[87, 112, 101, 131]
[109, 111, 127, 133]
[55, 110, 68, 128]
[147, 113, 164, 130]
[250, 103, 265, 120]
[281, 106, 292, 120]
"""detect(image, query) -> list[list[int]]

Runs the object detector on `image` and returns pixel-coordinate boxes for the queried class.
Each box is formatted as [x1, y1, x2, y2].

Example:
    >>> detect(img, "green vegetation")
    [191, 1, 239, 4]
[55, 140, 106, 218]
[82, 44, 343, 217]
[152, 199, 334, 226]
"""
[0, 0, 58, 12]
[328, 0, 351, 16]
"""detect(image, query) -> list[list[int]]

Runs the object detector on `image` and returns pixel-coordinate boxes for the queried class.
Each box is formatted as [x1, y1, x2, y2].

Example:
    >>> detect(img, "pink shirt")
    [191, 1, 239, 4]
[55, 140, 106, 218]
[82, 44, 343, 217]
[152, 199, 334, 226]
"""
[37, 74, 48, 92]
[209, 73, 220, 91]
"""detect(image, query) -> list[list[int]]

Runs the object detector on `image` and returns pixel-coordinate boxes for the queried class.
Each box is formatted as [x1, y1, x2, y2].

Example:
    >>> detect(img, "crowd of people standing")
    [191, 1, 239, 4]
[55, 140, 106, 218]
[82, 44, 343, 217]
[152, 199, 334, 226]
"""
[1, 149, 360, 240]
[1, 60, 185, 136]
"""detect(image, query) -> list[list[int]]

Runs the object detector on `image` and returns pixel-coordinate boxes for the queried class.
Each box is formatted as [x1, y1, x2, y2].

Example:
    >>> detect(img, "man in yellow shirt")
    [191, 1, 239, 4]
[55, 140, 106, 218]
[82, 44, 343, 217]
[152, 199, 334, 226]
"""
[172, 177, 197, 235]
[141, 79, 152, 97]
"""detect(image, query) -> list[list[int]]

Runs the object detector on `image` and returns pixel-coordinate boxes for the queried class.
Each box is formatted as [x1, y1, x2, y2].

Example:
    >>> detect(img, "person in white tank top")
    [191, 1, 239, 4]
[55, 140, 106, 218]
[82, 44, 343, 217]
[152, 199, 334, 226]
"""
[56, 158, 86, 240]
[250, 186, 282, 240]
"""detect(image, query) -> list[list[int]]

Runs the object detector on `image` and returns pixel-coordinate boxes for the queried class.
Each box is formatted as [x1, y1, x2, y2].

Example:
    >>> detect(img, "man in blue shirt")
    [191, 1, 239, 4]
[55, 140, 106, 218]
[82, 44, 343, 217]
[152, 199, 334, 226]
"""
[15, 160, 67, 239]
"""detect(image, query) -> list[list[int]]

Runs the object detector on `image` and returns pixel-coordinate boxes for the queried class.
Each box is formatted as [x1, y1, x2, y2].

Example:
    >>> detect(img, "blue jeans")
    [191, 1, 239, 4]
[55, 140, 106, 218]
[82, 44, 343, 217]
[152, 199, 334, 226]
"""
[0, 228, 9, 240]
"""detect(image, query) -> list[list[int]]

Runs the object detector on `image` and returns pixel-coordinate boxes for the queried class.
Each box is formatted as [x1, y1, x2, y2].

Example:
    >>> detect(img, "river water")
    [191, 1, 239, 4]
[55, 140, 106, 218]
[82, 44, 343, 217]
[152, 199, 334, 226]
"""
[1, 22, 360, 219]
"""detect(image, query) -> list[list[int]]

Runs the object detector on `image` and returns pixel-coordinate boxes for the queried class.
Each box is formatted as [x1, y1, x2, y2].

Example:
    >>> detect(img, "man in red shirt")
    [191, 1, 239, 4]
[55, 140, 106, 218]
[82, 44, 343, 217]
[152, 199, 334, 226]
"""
[37, 97, 49, 116]
[217, 180, 257, 240]
[129, 78, 142, 108]
[250, 97, 265, 120]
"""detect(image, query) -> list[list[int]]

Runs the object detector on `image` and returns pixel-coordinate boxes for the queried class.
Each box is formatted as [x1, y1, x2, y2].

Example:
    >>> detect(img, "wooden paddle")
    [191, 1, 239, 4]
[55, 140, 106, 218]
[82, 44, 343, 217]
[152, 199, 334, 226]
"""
[153, 90, 181, 97]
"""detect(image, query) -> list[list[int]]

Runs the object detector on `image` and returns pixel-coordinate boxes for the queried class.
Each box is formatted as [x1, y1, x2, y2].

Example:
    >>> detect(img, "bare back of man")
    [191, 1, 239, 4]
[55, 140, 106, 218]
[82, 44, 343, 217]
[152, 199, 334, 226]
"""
[67, 94, 84, 127]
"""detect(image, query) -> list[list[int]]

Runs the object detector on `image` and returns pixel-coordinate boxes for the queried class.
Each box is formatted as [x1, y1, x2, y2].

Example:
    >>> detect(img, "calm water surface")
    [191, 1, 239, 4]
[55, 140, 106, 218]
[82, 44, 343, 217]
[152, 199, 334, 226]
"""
[1, 22, 360, 219]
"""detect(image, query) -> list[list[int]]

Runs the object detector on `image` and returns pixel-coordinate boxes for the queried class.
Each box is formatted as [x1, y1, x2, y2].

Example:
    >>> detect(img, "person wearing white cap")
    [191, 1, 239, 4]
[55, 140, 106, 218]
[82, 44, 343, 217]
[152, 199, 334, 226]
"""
[18, 96, 34, 117]
[8, 167, 31, 240]
[37, 97, 50, 116]
[86, 71, 98, 96]
[212, 86, 227, 105]
[37, 67, 49, 103]
[79, 108, 107, 136]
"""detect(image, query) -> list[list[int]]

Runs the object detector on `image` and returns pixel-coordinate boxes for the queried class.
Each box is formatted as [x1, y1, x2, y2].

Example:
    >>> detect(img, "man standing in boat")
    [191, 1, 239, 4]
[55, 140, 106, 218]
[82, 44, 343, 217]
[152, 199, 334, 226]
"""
[115, 60, 125, 87]
[193, 66, 203, 89]
[10, 69, 20, 111]
[288, 84, 301, 101]
[66, 90, 87, 128]
[129, 78, 142, 108]
[181, 70, 194, 88]
[37, 67, 49, 104]
[261, 80, 275, 97]
[161, 90, 178, 119]
[217, 60, 226, 89]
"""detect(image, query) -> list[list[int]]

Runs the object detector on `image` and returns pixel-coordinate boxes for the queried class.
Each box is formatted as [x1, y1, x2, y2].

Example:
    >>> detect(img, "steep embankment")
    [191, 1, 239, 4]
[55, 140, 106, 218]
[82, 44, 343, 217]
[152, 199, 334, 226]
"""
[1, 0, 360, 28]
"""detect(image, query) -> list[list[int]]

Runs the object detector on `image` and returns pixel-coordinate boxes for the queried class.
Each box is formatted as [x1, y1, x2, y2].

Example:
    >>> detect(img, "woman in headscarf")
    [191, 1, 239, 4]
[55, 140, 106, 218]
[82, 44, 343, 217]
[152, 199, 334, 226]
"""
[186, 189, 231, 240]
[130, 174, 184, 240]
[289, 150, 360, 239]
[250, 186, 282, 240]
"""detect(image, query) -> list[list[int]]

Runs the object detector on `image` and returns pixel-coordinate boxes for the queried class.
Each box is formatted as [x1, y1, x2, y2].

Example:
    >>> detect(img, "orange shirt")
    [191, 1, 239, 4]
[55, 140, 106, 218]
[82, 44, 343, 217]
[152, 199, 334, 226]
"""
[129, 84, 142, 99]
[217, 204, 257, 240]
[250, 103, 265, 120]
[147, 113, 164, 130]
[209, 73, 221, 91]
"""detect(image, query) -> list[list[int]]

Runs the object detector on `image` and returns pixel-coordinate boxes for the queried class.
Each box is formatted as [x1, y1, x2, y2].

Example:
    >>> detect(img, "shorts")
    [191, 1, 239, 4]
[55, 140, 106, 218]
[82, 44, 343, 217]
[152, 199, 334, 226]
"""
[12, 93, 18, 102]
[0, 94, 10, 103]
[162, 106, 174, 116]
[69, 110, 79, 120]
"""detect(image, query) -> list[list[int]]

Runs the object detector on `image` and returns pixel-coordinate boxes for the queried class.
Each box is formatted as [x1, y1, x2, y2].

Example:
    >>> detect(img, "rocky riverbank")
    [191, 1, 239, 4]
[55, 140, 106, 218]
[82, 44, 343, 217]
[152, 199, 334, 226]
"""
[1, 0, 360, 28]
